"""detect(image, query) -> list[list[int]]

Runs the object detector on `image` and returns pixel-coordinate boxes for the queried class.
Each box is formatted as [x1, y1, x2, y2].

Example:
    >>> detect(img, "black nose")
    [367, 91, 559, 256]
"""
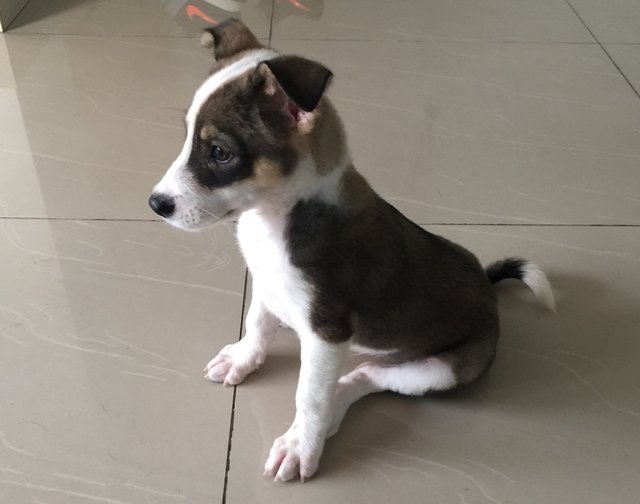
[148, 193, 175, 218]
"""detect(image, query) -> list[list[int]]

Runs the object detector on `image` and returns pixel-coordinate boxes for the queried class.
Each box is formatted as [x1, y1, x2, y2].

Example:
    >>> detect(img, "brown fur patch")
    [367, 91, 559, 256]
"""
[200, 125, 218, 141]
[309, 99, 347, 175]
[340, 165, 376, 214]
[206, 19, 263, 61]
[252, 157, 285, 188]
[255, 63, 279, 97]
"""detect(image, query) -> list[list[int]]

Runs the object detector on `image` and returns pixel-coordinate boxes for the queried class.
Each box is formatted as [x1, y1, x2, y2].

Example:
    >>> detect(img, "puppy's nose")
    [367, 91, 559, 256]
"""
[148, 193, 175, 218]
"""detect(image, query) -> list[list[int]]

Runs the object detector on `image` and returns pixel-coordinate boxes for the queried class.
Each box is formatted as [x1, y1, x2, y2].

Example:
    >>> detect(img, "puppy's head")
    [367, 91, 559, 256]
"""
[149, 18, 333, 230]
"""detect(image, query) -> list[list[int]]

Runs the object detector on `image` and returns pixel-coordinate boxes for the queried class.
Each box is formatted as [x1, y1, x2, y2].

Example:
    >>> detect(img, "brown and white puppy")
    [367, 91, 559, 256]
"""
[149, 19, 555, 482]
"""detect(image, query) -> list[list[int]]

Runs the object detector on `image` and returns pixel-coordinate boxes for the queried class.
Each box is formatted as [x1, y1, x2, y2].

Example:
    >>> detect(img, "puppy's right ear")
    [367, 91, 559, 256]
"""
[251, 56, 332, 134]
[200, 18, 262, 61]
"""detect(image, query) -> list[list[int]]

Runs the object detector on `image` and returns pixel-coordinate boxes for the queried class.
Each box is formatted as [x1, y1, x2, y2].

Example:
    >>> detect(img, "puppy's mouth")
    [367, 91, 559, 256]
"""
[168, 206, 237, 231]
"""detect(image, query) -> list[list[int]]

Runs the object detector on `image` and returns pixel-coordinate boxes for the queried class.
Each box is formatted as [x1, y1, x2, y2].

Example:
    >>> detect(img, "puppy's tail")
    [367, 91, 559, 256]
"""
[485, 257, 555, 312]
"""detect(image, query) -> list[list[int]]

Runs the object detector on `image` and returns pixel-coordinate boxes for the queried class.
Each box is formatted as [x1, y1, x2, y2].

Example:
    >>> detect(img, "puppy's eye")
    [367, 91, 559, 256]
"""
[210, 145, 232, 164]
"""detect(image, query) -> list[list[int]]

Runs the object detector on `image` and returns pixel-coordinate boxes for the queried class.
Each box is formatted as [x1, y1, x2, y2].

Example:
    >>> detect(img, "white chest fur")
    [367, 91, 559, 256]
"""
[237, 209, 312, 331]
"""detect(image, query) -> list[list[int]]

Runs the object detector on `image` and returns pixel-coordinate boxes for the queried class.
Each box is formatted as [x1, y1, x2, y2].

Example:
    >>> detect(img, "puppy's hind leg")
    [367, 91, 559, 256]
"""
[327, 333, 497, 437]
[205, 281, 279, 385]
[327, 359, 455, 437]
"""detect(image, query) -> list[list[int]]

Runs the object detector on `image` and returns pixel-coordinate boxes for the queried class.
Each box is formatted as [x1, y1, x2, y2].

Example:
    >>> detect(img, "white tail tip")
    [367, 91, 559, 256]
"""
[522, 262, 556, 312]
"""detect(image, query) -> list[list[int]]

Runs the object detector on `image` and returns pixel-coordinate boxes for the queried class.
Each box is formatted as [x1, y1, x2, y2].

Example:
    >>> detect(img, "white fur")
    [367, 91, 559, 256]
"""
[327, 358, 457, 437]
[204, 281, 279, 385]
[236, 200, 351, 481]
[296, 154, 349, 205]
[187, 48, 277, 128]
[369, 358, 457, 394]
[522, 262, 556, 311]
[237, 207, 307, 328]
[349, 343, 398, 357]
[264, 337, 349, 481]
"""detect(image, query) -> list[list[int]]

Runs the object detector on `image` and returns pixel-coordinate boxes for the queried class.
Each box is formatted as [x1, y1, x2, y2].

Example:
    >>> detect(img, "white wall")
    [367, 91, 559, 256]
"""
[0, 0, 30, 32]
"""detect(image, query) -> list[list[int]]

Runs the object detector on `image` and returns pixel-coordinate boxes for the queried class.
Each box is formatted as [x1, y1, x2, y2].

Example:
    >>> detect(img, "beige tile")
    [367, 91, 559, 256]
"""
[9, 0, 272, 38]
[0, 34, 222, 219]
[606, 44, 640, 95]
[274, 39, 640, 224]
[0, 35, 18, 87]
[5, 35, 636, 225]
[569, 0, 640, 43]
[225, 225, 640, 503]
[272, 0, 592, 42]
[1, 1, 638, 503]
[0, 219, 245, 502]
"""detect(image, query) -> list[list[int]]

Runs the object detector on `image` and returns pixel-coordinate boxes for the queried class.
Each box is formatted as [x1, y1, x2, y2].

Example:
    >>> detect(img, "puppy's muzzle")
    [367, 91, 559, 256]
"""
[148, 193, 176, 218]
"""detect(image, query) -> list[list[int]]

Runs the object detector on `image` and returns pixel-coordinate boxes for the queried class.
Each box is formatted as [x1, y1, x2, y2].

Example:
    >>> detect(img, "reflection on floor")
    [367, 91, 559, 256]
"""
[1, 1, 639, 503]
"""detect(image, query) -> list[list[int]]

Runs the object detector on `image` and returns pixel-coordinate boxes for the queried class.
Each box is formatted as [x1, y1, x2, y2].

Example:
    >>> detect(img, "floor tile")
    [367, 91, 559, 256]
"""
[606, 44, 640, 96]
[0, 34, 223, 220]
[225, 225, 640, 504]
[1, 1, 639, 503]
[9, 0, 272, 38]
[274, 39, 640, 225]
[569, 0, 640, 43]
[0, 34, 15, 87]
[272, 0, 592, 42]
[0, 219, 245, 503]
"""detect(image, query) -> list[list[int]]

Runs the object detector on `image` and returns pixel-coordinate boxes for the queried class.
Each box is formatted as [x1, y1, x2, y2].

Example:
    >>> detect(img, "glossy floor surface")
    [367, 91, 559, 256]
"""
[1, 1, 639, 503]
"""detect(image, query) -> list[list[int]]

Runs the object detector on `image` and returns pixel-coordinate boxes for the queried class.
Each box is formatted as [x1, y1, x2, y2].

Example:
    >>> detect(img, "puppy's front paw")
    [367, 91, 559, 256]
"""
[264, 428, 322, 482]
[203, 342, 264, 386]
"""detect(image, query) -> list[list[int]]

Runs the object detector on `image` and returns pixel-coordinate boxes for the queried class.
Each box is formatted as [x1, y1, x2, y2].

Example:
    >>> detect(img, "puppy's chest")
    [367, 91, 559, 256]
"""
[237, 210, 311, 327]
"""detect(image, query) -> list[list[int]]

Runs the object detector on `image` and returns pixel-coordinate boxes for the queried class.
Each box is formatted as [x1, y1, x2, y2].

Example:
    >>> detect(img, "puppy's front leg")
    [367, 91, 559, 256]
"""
[204, 282, 278, 385]
[264, 334, 348, 482]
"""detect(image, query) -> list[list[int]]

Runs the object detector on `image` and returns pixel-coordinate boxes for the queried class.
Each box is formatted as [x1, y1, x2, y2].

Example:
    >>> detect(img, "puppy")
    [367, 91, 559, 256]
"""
[149, 19, 555, 482]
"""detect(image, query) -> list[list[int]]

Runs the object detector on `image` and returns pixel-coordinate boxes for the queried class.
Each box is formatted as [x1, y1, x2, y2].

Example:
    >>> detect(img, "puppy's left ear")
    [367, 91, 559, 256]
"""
[200, 18, 262, 60]
[259, 56, 333, 113]
[262, 56, 333, 112]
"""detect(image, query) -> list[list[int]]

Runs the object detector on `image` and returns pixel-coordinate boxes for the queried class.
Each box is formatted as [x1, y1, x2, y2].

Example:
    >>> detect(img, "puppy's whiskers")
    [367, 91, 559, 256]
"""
[199, 207, 227, 224]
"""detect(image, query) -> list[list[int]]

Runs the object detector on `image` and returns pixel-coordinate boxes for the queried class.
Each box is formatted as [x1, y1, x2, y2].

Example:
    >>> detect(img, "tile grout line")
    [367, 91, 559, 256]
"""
[0, 216, 163, 222]
[0, 216, 638, 227]
[416, 223, 640, 227]
[4, 32, 271, 43]
[220, 380, 238, 504]
[7, 31, 633, 46]
[563, 0, 640, 100]
[268, 0, 275, 45]
[5, 32, 199, 38]
[3, 0, 34, 31]
[221, 268, 248, 504]
[272, 38, 599, 44]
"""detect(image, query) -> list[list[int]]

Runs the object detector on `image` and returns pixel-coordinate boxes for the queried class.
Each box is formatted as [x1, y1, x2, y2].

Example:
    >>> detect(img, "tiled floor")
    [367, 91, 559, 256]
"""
[1, 1, 639, 503]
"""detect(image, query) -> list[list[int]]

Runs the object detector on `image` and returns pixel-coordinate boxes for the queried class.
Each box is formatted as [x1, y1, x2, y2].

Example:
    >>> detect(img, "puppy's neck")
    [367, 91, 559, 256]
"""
[252, 98, 353, 216]
[252, 152, 350, 218]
